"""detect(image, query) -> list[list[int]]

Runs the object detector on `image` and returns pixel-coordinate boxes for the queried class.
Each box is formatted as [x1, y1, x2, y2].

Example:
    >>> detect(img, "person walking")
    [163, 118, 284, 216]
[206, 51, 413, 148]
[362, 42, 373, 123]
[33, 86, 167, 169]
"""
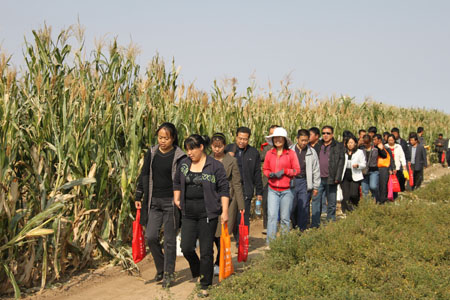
[311, 126, 345, 227]
[446, 137, 450, 168]
[308, 127, 321, 154]
[260, 125, 279, 234]
[417, 127, 425, 145]
[173, 135, 230, 296]
[134, 123, 186, 288]
[408, 133, 427, 190]
[340, 136, 366, 212]
[290, 129, 320, 231]
[210, 133, 245, 275]
[391, 127, 410, 191]
[361, 134, 379, 202]
[225, 127, 264, 240]
[373, 134, 395, 204]
[358, 129, 367, 149]
[434, 134, 446, 167]
[386, 134, 407, 199]
[262, 127, 300, 245]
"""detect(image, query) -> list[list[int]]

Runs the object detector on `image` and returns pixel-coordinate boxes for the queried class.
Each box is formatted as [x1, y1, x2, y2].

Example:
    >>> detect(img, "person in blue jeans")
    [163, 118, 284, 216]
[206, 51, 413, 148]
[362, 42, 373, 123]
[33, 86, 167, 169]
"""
[290, 129, 320, 231]
[361, 134, 379, 202]
[311, 126, 345, 228]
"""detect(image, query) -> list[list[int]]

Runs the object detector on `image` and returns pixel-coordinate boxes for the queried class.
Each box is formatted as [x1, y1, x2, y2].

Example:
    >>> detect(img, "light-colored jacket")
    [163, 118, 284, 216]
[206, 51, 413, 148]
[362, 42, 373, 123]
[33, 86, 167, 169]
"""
[341, 149, 366, 182]
[290, 145, 321, 191]
[385, 143, 407, 171]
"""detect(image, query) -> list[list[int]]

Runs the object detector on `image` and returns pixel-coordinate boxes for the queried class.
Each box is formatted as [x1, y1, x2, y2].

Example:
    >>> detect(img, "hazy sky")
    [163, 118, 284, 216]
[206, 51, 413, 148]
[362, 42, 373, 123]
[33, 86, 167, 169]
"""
[1, 0, 449, 113]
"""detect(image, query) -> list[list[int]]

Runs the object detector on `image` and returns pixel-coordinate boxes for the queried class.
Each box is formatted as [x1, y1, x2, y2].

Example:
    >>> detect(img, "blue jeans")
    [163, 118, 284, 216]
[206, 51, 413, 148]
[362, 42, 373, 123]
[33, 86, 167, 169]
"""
[292, 178, 311, 231]
[321, 192, 327, 214]
[361, 170, 379, 201]
[311, 178, 337, 228]
[267, 187, 294, 244]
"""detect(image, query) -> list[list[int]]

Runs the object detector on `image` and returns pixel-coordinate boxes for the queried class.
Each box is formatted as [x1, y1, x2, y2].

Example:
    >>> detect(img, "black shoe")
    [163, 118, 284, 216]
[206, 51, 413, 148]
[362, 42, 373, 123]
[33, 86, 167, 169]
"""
[162, 273, 175, 288]
[154, 272, 164, 283]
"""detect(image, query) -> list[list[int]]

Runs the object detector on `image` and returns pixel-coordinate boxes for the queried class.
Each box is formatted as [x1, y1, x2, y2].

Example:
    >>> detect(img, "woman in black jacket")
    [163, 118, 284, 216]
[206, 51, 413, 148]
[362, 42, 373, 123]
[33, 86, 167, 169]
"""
[134, 123, 186, 288]
[173, 135, 230, 297]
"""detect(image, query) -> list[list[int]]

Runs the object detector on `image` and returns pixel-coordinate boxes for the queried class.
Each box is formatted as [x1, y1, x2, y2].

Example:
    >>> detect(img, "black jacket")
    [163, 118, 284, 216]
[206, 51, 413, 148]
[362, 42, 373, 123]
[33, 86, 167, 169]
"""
[225, 144, 264, 199]
[135, 145, 186, 226]
[173, 156, 230, 220]
[317, 139, 345, 185]
[409, 144, 428, 171]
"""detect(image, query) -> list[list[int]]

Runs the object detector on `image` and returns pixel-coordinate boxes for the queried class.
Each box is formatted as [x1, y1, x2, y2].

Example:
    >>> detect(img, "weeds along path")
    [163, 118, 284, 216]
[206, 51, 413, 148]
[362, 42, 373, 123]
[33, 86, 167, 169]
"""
[13, 164, 450, 300]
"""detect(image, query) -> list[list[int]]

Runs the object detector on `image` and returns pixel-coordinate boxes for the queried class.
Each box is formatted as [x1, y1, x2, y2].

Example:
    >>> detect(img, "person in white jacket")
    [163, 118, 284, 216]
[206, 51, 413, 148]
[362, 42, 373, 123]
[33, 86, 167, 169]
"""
[385, 134, 407, 199]
[340, 136, 366, 213]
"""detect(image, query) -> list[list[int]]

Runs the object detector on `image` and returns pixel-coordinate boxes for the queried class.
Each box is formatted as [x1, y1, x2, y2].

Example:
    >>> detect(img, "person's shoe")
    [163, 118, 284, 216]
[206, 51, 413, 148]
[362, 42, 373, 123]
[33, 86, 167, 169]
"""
[214, 264, 220, 276]
[262, 229, 267, 235]
[154, 272, 164, 283]
[162, 273, 174, 288]
[198, 290, 209, 298]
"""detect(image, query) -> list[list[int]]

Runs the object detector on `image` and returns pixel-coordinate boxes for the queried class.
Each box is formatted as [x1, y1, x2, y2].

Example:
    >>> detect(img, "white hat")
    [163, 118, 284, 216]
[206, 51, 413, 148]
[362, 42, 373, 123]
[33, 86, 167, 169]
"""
[265, 127, 293, 147]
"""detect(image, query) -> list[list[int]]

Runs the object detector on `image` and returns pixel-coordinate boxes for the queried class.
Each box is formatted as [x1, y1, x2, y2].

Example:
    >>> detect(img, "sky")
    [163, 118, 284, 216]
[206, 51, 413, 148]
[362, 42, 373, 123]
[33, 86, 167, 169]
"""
[1, 0, 450, 113]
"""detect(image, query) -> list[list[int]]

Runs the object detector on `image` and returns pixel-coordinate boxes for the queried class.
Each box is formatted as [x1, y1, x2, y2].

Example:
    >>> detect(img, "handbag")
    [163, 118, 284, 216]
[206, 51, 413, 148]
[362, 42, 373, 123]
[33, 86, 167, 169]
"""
[238, 211, 249, 262]
[219, 222, 234, 282]
[390, 174, 401, 193]
[132, 209, 146, 264]
[387, 177, 394, 201]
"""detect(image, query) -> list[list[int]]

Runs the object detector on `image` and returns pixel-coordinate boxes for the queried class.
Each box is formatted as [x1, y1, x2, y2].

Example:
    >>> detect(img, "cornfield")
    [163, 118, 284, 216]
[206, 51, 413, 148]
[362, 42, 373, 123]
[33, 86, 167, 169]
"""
[1, 25, 449, 298]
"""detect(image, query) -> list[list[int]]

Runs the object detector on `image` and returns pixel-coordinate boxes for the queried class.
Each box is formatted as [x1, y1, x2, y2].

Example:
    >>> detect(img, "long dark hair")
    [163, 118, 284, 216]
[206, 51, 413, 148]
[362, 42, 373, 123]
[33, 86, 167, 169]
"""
[156, 122, 179, 146]
[184, 134, 211, 153]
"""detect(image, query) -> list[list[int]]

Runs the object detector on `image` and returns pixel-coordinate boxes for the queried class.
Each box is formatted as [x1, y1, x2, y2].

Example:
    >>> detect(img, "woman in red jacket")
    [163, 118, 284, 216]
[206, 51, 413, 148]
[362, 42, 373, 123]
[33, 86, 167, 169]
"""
[263, 127, 300, 246]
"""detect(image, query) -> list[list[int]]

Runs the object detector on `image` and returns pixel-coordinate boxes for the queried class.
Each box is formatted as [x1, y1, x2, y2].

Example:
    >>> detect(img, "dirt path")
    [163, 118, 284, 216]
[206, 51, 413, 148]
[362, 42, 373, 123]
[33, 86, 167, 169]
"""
[9, 164, 450, 300]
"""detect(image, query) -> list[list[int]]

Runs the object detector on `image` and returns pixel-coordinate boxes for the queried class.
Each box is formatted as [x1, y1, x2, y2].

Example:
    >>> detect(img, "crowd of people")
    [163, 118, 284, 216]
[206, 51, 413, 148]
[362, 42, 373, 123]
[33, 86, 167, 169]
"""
[133, 122, 449, 296]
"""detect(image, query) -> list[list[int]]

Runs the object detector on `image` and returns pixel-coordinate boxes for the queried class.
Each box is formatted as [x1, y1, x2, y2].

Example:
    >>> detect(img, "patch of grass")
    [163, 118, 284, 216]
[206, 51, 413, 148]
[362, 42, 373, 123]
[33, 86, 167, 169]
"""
[211, 175, 450, 299]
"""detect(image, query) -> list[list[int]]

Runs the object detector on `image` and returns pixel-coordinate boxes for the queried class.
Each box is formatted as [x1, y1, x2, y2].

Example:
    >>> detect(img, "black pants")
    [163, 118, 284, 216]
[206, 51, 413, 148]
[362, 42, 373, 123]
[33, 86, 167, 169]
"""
[341, 178, 361, 213]
[397, 167, 406, 192]
[378, 167, 389, 204]
[214, 237, 220, 266]
[145, 197, 179, 276]
[181, 215, 218, 290]
[411, 164, 424, 190]
[447, 150, 450, 166]
[263, 185, 268, 229]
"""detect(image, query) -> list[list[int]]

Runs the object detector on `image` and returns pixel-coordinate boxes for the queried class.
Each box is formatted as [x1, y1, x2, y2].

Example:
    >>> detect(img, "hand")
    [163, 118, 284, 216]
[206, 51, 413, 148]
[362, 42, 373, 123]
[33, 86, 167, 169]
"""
[274, 169, 284, 179]
[352, 164, 358, 168]
[228, 152, 235, 157]
[335, 180, 340, 184]
[312, 189, 318, 197]
[221, 211, 228, 224]
[257, 195, 263, 201]
[393, 170, 397, 175]
[240, 209, 245, 214]
[135, 201, 142, 209]
[174, 199, 181, 209]
[389, 170, 393, 175]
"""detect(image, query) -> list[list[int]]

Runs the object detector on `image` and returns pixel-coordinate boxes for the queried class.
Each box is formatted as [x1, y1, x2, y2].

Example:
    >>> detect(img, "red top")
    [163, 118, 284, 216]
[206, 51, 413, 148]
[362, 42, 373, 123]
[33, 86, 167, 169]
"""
[263, 148, 300, 191]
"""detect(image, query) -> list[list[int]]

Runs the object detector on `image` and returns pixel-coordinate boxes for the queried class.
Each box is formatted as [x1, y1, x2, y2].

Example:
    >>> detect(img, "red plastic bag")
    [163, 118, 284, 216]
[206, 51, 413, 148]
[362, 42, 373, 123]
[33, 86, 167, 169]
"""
[219, 222, 234, 282]
[408, 163, 414, 187]
[387, 177, 394, 201]
[238, 211, 249, 262]
[390, 174, 401, 193]
[132, 209, 146, 264]
[441, 152, 446, 164]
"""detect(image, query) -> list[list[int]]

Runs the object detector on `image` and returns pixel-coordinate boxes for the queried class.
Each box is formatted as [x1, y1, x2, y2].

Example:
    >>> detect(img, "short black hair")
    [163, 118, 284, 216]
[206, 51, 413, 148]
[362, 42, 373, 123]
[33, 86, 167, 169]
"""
[387, 134, 396, 142]
[417, 127, 424, 133]
[409, 132, 418, 140]
[268, 125, 279, 131]
[296, 129, 310, 138]
[368, 126, 377, 134]
[309, 127, 320, 137]
[373, 134, 382, 140]
[236, 126, 251, 136]
[439, 133, 443, 137]
[184, 134, 211, 152]
[391, 127, 400, 134]
[383, 131, 390, 137]
[322, 125, 334, 134]
[358, 129, 367, 135]
[156, 122, 179, 147]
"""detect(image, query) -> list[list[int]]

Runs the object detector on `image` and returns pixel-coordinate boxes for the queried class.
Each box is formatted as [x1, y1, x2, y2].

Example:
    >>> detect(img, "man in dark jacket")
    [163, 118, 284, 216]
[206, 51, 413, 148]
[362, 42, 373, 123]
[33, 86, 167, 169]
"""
[225, 127, 264, 237]
[409, 133, 427, 190]
[311, 125, 345, 227]
[391, 127, 410, 191]
[434, 134, 446, 167]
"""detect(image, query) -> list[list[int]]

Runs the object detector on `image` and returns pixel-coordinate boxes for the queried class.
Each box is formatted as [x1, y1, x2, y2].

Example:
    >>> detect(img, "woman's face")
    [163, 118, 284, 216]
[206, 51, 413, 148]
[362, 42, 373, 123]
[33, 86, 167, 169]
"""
[347, 139, 356, 151]
[211, 140, 225, 157]
[158, 128, 175, 151]
[388, 137, 396, 146]
[187, 145, 204, 162]
[273, 136, 286, 149]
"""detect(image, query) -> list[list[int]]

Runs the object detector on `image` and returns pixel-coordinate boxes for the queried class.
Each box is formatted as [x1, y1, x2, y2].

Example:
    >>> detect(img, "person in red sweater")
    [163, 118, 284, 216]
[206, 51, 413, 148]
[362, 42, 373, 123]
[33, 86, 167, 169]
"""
[263, 127, 300, 246]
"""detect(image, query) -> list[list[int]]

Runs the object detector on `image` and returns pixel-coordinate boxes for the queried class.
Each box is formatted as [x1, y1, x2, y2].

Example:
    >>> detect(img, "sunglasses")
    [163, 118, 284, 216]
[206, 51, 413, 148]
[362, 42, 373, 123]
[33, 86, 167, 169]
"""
[322, 132, 332, 135]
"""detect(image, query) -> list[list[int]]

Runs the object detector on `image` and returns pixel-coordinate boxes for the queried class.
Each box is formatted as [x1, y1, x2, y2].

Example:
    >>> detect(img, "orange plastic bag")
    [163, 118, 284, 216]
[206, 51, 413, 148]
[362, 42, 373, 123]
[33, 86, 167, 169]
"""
[219, 222, 234, 282]
[132, 209, 146, 263]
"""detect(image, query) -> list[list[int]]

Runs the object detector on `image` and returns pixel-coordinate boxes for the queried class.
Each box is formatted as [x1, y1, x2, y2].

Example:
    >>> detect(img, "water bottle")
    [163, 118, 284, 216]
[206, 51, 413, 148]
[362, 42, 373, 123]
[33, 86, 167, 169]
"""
[255, 199, 262, 215]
